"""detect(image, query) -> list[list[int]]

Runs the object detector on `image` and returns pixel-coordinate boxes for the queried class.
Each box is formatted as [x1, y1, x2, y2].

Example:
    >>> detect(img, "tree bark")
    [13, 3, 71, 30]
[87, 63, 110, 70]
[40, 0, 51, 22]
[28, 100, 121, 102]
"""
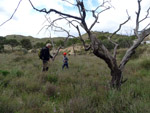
[110, 68, 122, 89]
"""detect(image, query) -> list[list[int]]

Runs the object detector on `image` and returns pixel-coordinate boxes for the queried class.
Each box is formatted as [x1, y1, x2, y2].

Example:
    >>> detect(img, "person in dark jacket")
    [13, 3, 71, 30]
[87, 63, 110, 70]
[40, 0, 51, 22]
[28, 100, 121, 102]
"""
[41, 43, 53, 72]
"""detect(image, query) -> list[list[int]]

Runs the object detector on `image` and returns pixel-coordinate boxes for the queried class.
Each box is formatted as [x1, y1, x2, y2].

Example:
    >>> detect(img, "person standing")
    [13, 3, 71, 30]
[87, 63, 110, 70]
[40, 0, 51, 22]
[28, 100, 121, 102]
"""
[40, 43, 53, 72]
[62, 52, 69, 69]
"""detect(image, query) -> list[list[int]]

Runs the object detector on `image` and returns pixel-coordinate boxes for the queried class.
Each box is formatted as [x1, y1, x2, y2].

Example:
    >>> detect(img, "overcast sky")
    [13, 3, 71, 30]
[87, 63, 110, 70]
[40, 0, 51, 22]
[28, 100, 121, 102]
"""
[0, 0, 150, 38]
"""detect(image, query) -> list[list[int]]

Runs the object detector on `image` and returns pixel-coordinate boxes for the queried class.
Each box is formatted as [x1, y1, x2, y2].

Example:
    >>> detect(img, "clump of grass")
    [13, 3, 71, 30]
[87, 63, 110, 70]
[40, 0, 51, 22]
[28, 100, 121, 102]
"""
[117, 48, 127, 59]
[140, 59, 150, 70]
[64, 96, 92, 113]
[0, 76, 12, 87]
[131, 45, 147, 59]
[44, 82, 57, 98]
[46, 74, 58, 84]
[11, 69, 24, 77]
[0, 95, 22, 113]
[12, 56, 25, 62]
[21, 93, 45, 112]
[26, 80, 42, 93]
[138, 69, 150, 77]
[0, 70, 10, 76]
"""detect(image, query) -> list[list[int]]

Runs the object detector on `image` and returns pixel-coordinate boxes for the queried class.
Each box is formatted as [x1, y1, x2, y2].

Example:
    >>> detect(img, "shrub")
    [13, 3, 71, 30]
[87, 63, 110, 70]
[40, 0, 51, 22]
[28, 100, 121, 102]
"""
[131, 46, 147, 59]
[45, 82, 57, 97]
[34, 42, 45, 49]
[140, 59, 150, 70]
[22, 93, 44, 110]
[0, 96, 21, 113]
[64, 97, 92, 113]
[102, 39, 114, 50]
[11, 69, 24, 77]
[0, 70, 10, 76]
[47, 74, 58, 83]
[20, 39, 32, 50]
[117, 37, 133, 48]
[0, 45, 4, 52]
[98, 35, 107, 40]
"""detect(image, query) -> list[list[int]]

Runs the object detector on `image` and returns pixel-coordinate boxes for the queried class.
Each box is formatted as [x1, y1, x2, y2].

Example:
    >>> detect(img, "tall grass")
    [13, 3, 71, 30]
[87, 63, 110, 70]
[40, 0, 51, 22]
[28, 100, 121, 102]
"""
[0, 47, 150, 113]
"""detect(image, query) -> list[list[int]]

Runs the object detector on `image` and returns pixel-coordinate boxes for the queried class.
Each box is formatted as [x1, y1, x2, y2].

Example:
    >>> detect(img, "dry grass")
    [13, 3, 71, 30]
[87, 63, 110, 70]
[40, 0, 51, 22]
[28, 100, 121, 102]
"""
[0, 47, 150, 113]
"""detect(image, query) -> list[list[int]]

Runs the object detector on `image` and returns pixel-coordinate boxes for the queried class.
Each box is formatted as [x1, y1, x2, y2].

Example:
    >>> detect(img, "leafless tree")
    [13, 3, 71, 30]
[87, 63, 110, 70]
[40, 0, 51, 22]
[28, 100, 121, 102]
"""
[1, 0, 150, 89]
[28, 0, 150, 89]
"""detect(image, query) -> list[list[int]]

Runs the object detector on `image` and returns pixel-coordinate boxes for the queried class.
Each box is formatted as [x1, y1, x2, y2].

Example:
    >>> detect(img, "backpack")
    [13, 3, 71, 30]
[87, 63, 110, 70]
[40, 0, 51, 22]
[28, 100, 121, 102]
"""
[38, 48, 44, 59]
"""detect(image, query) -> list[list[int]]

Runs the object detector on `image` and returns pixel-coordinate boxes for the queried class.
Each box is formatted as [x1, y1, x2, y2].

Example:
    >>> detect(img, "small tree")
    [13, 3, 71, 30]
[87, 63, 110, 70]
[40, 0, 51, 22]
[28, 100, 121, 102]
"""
[0, 36, 6, 52]
[0, 45, 4, 52]
[34, 42, 45, 49]
[6, 39, 19, 51]
[55, 40, 64, 47]
[0, 36, 6, 45]
[20, 39, 32, 50]
[29, 0, 150, 89]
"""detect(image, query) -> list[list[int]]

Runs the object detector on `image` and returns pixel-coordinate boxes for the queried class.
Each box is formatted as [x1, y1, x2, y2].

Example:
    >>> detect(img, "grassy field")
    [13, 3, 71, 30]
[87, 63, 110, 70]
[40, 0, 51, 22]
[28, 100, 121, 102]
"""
[0, 46, 150, 113]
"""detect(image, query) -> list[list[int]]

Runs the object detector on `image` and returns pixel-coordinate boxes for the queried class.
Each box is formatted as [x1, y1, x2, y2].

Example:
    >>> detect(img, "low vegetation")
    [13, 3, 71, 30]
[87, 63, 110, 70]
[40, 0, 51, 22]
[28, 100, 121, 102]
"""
[0, 44, 150, 113]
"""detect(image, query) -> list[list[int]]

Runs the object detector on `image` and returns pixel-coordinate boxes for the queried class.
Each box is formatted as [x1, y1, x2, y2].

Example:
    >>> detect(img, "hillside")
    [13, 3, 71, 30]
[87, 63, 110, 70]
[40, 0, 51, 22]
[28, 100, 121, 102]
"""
[4, 32, 150, 44]
[5, 35, 65, 45]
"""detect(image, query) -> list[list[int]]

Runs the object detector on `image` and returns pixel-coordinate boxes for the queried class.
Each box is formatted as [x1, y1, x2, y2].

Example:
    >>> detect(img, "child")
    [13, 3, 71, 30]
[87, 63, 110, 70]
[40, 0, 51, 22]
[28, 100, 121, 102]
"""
[62, 52, 69, 69]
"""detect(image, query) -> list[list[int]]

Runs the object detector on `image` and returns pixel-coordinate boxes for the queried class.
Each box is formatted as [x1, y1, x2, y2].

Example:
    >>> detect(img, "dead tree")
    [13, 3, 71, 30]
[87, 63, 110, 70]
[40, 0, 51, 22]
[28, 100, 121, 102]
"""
[28, 0, 150, 89]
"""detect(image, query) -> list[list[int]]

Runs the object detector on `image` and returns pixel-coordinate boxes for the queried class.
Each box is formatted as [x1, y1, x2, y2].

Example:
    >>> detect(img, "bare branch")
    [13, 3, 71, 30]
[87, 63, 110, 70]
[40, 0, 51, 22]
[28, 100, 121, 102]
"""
[76, 0, 88, 31]
[113, 44, 119, 58]
[108, 38, 119, 58]
[139, 7, 150, 23]
[0, 0, 23, 27]
[119, 0, 150, 71]
[52, 46, 62, 61]
[104, 11, 130, 58]
[76, 25, 91, 51]
[76, 0, 83, 18]
[43, 16, 78, 60]
[94, 0, 112, 11]
[28, 0, 82, 20]
[143, 23, 150, 30]
[134, 0, 141, 37]
[62, 0, 76, 6]
[89, 7, 110, 31]
[108, 10, 130, 39]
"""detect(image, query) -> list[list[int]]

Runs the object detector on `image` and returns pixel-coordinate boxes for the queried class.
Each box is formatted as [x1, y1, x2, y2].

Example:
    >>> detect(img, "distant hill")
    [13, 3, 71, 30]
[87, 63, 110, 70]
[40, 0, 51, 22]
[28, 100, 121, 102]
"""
[3, 31, 150, 45]
[5, 35, 65, 45]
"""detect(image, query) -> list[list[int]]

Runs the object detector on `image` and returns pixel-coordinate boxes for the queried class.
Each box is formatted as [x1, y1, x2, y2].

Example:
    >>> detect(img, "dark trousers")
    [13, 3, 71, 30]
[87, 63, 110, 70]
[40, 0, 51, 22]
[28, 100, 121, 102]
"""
[42, 60, 49, 72]
[62, 63, 69, 69]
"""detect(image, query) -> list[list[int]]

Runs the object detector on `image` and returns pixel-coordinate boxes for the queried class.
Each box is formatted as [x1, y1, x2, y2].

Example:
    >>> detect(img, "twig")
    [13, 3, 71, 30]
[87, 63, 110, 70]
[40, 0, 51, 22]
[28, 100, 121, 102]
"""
[0, 0, 23, 27]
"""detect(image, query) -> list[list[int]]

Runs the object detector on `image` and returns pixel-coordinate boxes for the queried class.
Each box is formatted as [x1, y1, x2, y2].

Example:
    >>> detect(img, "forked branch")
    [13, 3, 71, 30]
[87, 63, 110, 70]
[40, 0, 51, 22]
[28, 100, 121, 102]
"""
[28, 0, 82, 21]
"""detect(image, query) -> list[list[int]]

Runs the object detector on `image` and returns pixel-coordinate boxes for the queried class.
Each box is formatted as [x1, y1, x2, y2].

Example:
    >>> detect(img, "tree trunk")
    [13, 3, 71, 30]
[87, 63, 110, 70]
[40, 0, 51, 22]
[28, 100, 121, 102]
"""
[110, 68, 122, 89]
[73, 43, 76, 56]
[90, 33, 123, 89]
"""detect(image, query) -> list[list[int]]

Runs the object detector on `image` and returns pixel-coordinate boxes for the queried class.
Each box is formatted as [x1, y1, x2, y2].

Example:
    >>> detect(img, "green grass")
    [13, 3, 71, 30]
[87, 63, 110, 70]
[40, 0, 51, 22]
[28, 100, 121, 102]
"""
[0, 48, 150, 113]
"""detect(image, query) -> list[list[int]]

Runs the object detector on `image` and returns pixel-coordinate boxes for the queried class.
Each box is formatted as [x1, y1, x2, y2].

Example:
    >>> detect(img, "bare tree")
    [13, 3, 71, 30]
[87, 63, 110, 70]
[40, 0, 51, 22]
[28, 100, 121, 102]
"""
[1, 0, 150, 89]
[28, 0, 150, 89]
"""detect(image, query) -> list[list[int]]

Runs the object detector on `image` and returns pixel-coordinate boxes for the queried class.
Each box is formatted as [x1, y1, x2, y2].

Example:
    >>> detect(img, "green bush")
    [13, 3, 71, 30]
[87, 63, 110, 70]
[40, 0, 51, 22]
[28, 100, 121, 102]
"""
[47, 74, 58, 83]
[140, 59, 150, 70]
[20, 39, 32, 50]
[131, 46, 147, 59]
[0, 70, 10, 76]
[45, 82, 57, 97]
[0, 96, 21, 113]
[0, 45, 4, 52]
[117, 37, 133, 48]
[98, 35, 107, 40]
[102, 39, 114, 50]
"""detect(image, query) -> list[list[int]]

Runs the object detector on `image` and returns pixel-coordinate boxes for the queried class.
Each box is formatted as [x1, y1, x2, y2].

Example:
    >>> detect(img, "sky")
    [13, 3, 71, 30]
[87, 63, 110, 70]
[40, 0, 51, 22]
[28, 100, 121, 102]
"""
[0, 0, 150, 38]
